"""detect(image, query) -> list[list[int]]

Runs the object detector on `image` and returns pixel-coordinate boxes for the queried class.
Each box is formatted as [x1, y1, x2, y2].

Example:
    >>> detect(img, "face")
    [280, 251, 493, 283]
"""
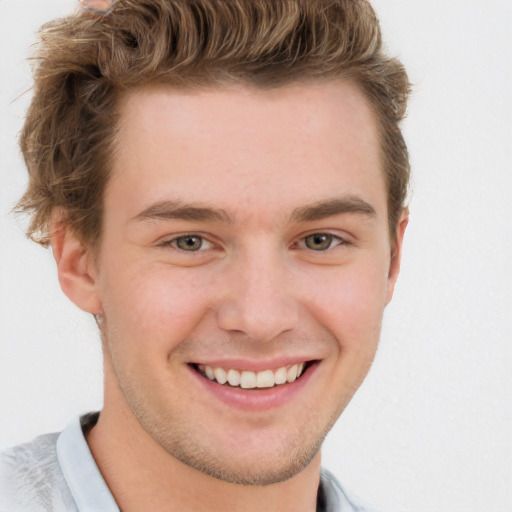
[86, 82, 405, 484]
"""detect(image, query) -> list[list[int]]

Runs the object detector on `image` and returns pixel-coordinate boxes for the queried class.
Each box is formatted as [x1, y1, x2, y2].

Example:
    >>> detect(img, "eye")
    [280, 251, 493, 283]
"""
[302, 233, 344, 251]
[162, 235, 213, 252]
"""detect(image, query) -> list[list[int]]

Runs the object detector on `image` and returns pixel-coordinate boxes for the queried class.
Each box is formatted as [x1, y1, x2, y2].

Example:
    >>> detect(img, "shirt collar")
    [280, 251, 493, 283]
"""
[56, 413, 119, 512]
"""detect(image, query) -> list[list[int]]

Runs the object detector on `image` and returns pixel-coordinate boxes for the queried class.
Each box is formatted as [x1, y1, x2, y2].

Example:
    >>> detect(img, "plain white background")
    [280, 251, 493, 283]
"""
[1, 1, 511, 511]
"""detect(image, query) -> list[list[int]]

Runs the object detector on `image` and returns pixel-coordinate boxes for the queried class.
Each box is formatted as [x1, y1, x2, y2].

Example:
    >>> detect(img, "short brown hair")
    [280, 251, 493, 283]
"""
[17, 0, 410, 248]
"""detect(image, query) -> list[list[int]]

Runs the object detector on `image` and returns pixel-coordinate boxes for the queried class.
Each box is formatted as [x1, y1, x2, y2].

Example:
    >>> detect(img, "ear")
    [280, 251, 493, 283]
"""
[50, 211, 103, 315]
[386, 209, 409, 305]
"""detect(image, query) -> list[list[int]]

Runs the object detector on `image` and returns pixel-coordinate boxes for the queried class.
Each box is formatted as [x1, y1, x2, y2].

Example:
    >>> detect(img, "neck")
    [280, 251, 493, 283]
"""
[87, 377, 322, 512]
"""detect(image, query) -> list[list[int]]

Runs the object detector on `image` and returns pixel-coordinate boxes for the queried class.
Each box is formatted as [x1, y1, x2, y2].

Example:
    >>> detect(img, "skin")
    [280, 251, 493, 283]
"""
[52, 81, 408, 512]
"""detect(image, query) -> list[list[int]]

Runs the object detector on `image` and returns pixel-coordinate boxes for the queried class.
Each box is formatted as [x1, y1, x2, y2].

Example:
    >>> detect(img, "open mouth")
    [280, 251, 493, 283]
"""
[190, 361, 315, 390]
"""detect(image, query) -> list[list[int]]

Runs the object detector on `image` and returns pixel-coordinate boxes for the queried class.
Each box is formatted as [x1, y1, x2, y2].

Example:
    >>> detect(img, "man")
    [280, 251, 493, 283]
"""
[0, 0, 410, 510]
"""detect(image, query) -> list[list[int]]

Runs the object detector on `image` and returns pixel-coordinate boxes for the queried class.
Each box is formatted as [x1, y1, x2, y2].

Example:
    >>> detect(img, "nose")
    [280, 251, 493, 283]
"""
[216, 249, 300, 342]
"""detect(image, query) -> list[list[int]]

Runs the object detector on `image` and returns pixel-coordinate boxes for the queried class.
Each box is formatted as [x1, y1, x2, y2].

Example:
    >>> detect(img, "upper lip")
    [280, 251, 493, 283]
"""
[190, 357, 317, 372]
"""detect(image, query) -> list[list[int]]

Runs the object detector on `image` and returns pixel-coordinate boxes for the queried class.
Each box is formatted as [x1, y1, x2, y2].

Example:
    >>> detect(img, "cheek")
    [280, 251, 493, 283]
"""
[99, 264, 215, 355]
[302, 261, 389, 348]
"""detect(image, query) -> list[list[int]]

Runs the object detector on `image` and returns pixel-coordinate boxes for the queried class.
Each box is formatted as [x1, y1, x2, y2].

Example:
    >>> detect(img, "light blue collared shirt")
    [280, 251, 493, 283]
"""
[0, 413, 381, 512]
[56, 414, 119, 511]
[0, 413, 118, 512]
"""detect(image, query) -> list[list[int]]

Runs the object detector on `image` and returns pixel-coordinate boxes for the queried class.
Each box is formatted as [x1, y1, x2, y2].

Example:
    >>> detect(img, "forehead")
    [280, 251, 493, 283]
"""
[110, 81, 385, 224]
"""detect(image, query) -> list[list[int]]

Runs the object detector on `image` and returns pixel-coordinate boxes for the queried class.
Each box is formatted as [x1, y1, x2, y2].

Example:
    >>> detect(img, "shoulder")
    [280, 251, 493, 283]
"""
[0, 433, 78, 512]
[320, 468, 384, 512]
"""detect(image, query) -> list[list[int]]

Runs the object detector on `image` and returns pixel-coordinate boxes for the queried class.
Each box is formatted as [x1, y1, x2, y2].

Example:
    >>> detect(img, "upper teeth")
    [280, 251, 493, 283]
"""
[199, 363, 306, 389]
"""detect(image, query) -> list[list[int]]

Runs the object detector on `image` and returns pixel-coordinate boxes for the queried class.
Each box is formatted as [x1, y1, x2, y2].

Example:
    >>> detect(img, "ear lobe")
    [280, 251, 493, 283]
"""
[386, 210, 409, 305]
[50, 214, 102, 315]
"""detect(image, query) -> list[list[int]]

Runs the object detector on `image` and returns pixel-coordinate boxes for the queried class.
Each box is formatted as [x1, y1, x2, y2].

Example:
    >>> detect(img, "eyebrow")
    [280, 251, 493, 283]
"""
[131, 200, 234, 224]
[132, 196, 376, 225]
[290, 196, 376, 222]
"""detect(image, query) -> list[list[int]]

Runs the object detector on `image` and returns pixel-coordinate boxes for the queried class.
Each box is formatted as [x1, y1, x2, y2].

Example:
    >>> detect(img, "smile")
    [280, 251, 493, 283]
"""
[196, 363, 309, 389]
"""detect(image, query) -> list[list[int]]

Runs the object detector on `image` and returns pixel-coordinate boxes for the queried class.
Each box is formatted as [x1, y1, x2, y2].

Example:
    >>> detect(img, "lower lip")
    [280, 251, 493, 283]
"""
[188, 363, 318, 411]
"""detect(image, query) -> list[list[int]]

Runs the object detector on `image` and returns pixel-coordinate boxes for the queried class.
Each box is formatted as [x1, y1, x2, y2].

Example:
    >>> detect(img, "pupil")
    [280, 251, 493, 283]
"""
[178, 236, 202, 251]
[306, 234, 332, 251]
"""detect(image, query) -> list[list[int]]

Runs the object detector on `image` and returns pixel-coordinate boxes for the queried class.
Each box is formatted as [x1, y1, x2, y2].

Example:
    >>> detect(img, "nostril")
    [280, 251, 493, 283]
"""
[217, 296, 300, 342]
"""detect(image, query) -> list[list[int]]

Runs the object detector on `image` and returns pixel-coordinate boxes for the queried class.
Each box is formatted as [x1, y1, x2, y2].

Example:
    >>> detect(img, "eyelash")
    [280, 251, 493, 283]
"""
[159, 232, 349, 252]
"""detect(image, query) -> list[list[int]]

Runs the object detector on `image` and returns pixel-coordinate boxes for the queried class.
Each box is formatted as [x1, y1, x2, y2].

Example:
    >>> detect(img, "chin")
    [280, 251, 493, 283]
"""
[170, 440, 323, 486]
[146, 415, 332, 487]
